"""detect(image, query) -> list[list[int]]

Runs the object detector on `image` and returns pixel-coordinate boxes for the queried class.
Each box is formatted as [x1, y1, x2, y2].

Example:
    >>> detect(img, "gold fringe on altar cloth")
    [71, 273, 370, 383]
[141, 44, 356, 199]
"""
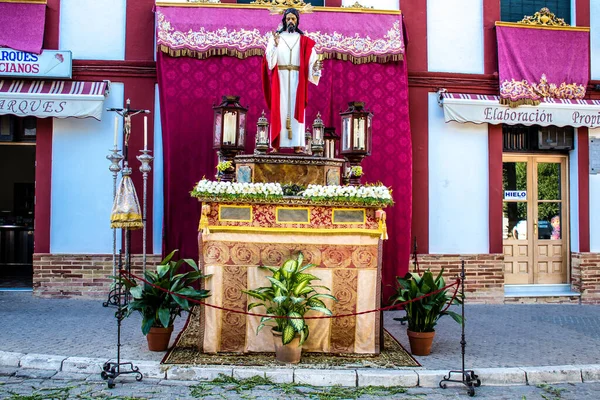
[159, 45, 403, 65]
[110, 175, 143, 230]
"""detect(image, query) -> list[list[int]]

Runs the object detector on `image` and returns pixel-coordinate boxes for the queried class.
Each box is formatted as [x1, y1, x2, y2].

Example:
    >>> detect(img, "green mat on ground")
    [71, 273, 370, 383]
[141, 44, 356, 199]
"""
[162, 308, 419, 368]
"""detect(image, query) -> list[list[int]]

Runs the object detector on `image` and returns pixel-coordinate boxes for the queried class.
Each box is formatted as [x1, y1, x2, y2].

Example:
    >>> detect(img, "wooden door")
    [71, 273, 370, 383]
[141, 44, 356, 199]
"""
[502, 155, 568, 285]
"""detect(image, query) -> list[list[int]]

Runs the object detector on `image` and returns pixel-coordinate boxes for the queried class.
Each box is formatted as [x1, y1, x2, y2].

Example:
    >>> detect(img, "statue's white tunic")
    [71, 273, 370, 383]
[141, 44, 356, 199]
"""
[266, 32, 320, 148]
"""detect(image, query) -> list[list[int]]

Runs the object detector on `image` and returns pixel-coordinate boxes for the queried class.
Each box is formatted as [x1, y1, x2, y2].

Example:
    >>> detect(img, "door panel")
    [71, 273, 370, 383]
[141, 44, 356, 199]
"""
[502, 155, 568, 285]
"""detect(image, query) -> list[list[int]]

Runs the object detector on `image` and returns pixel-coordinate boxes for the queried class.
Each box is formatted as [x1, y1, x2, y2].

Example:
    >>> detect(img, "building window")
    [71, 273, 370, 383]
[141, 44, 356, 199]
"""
[236, 0, 325, 5]
[0, 116, 36, 143]
[503, 124, 574, 152]
[501, 0, 571, 24]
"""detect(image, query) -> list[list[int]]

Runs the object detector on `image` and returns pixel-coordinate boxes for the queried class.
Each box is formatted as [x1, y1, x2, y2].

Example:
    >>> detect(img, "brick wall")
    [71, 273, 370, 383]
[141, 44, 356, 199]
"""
[414, 254, 504, 304]
[571, 252, 600, 304]
[32, 253, 162, 299]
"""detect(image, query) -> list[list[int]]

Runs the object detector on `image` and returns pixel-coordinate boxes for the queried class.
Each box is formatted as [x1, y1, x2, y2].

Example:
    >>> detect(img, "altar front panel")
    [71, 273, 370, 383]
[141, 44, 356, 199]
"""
[198, 203, 383, 355]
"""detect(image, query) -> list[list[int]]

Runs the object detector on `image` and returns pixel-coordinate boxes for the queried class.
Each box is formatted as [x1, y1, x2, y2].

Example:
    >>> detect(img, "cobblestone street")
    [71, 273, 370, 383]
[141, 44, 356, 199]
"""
[2, 374, 600, 400]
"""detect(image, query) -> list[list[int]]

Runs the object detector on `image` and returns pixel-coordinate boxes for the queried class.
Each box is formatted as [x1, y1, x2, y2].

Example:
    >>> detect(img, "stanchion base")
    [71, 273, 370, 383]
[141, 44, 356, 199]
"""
[102, 286, 121, 307]
[101, 361, 143, 388]
[439, 370, 481, 397]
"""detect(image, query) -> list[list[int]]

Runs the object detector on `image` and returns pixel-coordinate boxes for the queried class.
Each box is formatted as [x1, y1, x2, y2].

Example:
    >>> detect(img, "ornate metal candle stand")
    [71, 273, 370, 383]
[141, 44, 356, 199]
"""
[136, 149, 154, 276]
[103, 147, 123, 308]
[101, 250, 143, 388]
[439, 260, 481, 396]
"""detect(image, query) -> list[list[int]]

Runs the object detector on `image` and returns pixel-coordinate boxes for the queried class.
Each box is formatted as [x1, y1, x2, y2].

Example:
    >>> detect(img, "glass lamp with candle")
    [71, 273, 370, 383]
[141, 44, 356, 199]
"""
[310, 112, 324, 157]
[212, 96, 248, 181]
[340, 102, 373, 185]
[255, 110, 269, 155]
[323, 127, 339, 159]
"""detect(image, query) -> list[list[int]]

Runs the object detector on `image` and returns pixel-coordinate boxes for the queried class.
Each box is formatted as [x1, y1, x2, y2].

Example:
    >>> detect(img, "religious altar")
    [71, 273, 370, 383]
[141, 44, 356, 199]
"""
[155, 0, 412, 357]
[195, 195, 388, 354]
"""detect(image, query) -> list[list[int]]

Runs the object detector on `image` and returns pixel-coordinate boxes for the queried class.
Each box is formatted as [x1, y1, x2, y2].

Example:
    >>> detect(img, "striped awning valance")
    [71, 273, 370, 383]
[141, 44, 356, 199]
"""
[0, 79, 110, 120]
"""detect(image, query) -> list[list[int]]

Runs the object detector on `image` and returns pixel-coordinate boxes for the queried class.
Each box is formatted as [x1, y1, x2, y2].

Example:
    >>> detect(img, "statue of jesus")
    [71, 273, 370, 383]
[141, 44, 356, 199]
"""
[263, 8, 322, 153]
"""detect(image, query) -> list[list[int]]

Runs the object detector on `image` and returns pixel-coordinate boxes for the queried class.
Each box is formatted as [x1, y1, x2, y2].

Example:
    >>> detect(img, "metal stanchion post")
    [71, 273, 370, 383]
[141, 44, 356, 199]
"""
[103, 147, 123, 307]
[137, 150, 154, 276]
[439, 260, 481, 396]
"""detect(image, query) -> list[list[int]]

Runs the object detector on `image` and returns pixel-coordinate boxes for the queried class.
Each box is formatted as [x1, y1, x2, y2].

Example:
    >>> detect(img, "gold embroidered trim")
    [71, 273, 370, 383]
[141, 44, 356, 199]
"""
[157, 11, 404, 64]
[251, 0, 314, 14]
[518, 7, 568, 27]
[499, 74, 586, 108]
[342, 1, 373, 9]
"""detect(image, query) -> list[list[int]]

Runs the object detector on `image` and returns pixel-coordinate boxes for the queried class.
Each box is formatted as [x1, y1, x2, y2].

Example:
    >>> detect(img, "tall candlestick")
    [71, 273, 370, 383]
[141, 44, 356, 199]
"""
[144, 116, 148, 150]
[113, 116, 118, 147]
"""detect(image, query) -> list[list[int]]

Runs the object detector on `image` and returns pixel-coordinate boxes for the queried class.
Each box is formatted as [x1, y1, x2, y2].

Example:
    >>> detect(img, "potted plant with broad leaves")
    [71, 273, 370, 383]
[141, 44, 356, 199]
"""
[119, 250, 211, 351]
[390, 269, 462, 356]
[243, 252, 337, 364]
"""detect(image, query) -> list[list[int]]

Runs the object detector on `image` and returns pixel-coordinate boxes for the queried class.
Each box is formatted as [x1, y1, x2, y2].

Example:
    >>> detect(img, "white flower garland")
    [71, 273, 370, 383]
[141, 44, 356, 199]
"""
[302, 184, 392, 203]
[192, 179, 283, 197]
[191, 180, 393, 206]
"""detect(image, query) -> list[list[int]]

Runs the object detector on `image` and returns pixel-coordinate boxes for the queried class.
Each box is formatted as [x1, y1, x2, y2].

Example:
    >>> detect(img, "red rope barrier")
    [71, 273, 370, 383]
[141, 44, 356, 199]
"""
[120, 270, 460, 320]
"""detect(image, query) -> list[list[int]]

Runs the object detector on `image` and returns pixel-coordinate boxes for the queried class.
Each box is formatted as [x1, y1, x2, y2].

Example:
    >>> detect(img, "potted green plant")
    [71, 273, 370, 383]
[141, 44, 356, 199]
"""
[243, 252, 337, 363]
[390, 269, 462, 356]
[119, 250, 211, 351]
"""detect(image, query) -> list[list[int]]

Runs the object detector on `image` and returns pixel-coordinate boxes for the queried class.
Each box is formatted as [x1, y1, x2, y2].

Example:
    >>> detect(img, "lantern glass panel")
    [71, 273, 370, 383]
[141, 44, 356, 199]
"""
[223, 110, 237, 146]
[214, 111, 222, 147]
[238, 112, 246, 147]
[367, 115, 372, 152]
[314, 126, 323, 144]
[342, 116, 351, 151]
[257, 126, 268, 144]
[353, 117, 366, 150]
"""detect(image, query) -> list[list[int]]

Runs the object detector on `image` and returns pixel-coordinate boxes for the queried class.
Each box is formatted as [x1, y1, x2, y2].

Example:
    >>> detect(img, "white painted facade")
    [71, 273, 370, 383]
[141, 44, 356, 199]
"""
[427, 93, 489, 254]
[50, 83, 124, 253]
[569, 133, 580, 253]
[589, 128, 600, 252]
[153, 85, 164, 255]
[427, 0, 484, 74]
[59, 0, 126, 61]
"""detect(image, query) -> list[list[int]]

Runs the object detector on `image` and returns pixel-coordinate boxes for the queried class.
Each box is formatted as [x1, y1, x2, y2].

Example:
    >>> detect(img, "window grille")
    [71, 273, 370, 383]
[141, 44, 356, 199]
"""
[500, 0, 571, 24]
[503, 124, 574, 152]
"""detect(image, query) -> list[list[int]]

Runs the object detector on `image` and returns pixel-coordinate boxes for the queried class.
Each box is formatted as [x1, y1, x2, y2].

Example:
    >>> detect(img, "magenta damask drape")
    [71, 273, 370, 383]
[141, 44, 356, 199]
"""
[157, 35, 412, 303]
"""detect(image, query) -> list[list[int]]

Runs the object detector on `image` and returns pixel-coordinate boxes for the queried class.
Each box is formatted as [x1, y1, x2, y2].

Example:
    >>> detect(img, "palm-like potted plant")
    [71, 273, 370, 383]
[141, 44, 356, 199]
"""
[390, 269, 462, 356]
[119, 250, 211, 351]
[243, 252, 337, 363]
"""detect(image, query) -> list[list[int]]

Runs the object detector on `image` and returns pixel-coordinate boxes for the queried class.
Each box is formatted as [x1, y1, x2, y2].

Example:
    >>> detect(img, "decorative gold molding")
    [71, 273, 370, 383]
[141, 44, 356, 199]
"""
[251, 0, 314, 14]
[518, 7, 568, 26]
[0, 0, 46, 4]
[341, 1, 373, 9]
[495, 21, 589, 32]
[186, 0, 221, 3]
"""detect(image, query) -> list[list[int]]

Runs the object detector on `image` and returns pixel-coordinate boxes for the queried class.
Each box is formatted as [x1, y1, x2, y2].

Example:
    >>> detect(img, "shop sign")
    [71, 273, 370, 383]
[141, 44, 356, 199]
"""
[443, 95, 600, 129]
[504, 190, 526, 200]
[0, 49, 72, 79]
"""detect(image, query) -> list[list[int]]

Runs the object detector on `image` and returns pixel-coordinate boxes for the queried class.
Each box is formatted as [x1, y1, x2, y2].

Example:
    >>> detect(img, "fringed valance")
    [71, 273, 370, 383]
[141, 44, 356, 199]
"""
[496, 21, 590, 107]
[155, 5, 404, 64]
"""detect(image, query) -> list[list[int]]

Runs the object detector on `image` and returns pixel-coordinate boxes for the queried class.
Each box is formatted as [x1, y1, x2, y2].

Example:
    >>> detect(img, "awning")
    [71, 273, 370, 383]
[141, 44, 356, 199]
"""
[0, 80, 110, 120]
[0, 1, 46, 54]
[442, 93, 600, 129]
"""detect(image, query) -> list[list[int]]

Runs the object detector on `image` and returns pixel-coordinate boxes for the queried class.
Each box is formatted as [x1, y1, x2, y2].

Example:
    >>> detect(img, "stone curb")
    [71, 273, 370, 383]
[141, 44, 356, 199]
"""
[1, 350, 600, 388]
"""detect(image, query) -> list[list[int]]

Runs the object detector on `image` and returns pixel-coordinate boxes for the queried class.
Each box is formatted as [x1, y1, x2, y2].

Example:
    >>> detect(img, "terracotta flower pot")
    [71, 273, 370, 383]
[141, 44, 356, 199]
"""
[407, 330, 435, 356]
[146, 326, 174, 351]
[272, 329, 302, 364]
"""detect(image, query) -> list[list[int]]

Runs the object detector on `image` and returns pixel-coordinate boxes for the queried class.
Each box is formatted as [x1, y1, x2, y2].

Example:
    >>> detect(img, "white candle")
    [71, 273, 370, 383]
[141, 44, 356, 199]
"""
[144, 116, 148, 150]
[113, 116, 118, 147]
[224, 111, 237, 144]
